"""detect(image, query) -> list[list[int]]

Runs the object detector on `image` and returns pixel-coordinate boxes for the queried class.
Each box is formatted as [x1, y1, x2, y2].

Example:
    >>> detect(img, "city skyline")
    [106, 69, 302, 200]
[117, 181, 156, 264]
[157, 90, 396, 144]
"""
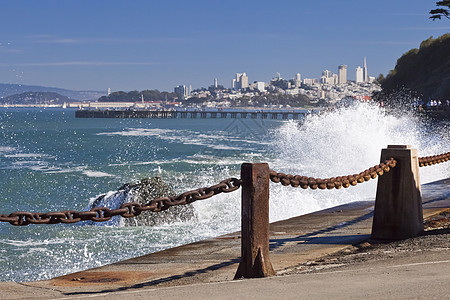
[193, 57, 370, 92]
[0, 0, 448, 92]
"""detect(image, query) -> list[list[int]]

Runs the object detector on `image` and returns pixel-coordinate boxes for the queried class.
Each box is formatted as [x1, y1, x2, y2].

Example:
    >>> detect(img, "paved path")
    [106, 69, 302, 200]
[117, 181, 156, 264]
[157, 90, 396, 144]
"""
[1, 178, 449, 299]
[53, 249, 450, 300]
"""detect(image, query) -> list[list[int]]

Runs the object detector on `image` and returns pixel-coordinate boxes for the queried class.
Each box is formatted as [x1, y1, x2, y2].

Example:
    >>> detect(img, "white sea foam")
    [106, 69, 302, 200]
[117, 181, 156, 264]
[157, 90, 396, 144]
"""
[96, 127, 268, 152]
[1, 238, 68, 247]
[4, 153, 54, 159]
[261, 102, 449, 222]
[44, 166, 115, 177]
[0, 146, 16, 154]
[96, 128, 178, 137]
[196, 102, 450, 227]
[82, 170, 115, 178]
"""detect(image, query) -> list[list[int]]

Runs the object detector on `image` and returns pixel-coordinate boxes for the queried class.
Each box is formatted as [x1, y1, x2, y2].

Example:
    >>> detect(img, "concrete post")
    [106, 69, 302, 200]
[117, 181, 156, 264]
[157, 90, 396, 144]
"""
[234, 163, 275, 279]
[371, 145, 423, 240]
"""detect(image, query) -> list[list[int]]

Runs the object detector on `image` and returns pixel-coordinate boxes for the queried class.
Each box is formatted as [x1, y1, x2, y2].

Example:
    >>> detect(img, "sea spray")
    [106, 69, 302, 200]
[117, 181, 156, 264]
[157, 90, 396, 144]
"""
[264, 102, 449, 222]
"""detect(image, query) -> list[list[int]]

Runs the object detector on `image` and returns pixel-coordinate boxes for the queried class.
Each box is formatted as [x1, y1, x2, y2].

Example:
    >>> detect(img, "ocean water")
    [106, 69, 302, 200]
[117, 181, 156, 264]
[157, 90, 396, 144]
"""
[0, 104, 449, 282]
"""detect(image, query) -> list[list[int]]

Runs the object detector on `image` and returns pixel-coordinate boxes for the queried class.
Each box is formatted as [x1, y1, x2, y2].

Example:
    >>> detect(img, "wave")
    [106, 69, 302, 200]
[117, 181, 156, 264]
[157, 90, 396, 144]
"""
[4, 153, 54, 159]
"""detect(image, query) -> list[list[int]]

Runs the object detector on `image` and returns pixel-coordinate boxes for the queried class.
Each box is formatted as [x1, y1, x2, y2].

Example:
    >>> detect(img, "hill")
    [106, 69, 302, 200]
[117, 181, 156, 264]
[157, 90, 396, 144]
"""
[0, 92, 71, 105]
[98, 89, 177, 102]
[380, 34, 450, 103]
[0, 83, 105, 101]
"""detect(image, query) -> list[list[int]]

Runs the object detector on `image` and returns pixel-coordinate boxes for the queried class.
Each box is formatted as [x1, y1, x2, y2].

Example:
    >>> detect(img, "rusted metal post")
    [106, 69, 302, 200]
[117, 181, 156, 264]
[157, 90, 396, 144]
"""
[371, 145, 423, 240]
[234, 163, 275, 279]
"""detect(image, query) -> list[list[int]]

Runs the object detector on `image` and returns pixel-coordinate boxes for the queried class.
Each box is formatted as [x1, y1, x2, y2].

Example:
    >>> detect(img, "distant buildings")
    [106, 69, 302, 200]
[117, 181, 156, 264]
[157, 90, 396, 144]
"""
[294, 73, 301, 87]
[363, 57, 369, 82]
[321, 70, 338, 85]
[174, 85, 190, 100]
[355, 57, 369, 83]
[303, 78, 318, 85]
[172, 57, 374, 104]
[232, 72, 249, 90]
[256, 81, 266, 92]
[355, 66, 364, 83]
[338, 65, 347, 84]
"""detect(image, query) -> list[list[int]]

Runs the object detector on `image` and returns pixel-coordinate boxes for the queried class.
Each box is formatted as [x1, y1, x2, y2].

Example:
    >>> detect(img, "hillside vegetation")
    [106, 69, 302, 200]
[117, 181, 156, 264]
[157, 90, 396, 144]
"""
[380, 33, 450, 103]
[98, 90, 177, 102]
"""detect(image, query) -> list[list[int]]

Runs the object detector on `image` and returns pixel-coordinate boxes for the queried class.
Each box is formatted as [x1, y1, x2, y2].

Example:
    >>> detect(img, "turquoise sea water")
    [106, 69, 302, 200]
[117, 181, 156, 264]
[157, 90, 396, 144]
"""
[0, 105, 448, 282]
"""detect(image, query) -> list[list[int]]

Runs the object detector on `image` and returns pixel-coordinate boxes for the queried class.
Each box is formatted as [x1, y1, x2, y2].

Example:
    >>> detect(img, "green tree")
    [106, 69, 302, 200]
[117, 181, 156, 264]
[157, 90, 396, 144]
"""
[376, 73, 385, 83]
[430, 0, 450, 20]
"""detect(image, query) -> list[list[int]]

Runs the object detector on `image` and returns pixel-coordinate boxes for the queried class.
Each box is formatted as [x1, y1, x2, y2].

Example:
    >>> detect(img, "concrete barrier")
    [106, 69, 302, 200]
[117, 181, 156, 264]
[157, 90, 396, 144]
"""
[371, 145, 423, 240]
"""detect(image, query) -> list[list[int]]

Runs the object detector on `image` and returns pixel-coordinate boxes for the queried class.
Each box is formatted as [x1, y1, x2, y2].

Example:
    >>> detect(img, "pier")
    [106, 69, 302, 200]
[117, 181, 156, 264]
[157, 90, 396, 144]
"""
[75, 109, 316, 119]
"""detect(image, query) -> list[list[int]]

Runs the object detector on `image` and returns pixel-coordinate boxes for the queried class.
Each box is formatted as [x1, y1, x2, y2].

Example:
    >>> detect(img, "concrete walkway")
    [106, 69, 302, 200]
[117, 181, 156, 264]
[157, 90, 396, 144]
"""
[1, 178, 449, 299]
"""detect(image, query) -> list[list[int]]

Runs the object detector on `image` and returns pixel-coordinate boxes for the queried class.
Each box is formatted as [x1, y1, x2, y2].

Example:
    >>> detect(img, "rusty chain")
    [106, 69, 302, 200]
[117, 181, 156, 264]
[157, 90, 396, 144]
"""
[1, 150, 449, 226]
[0, 178, 242, 226]
[269, 158, 398, 190]
[418, 151, 450, 167]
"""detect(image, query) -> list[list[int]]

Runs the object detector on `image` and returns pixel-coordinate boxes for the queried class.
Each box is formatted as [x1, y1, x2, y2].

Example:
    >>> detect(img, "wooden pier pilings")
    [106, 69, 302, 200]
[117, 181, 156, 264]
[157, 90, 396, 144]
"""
[75, 109, 312, 120]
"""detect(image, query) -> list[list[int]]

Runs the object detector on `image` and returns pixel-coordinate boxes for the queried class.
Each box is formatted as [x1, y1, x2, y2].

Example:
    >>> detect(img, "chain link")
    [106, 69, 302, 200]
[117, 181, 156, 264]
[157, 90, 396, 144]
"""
[419, 151, 450, 167]
[0, 178, 242, 226]
[1, 150, 449, 226]
[269, 158, 397, 190]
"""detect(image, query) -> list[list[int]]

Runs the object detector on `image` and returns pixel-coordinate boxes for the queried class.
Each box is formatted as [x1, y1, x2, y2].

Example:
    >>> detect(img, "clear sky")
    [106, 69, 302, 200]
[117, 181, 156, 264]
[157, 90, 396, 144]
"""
[0, 0, 448, 92]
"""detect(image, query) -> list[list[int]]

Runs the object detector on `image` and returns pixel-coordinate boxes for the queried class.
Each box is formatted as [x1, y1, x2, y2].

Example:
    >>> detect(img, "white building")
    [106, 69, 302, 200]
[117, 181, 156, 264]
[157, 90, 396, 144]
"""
[322, 70, 333, 78]
[303, 78, 318, 85]
[294, 73, 301, 87]
[338, 65, 347, 84]
[256, 81, 266, 92]
[233, 72, 249, 90]
[356, 66, 364, 83]
[321, 70, 337, 85]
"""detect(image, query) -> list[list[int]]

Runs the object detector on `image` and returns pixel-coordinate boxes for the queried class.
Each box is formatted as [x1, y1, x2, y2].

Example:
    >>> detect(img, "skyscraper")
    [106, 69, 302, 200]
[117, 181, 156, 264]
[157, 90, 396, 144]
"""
[356, 66, 364, 83]
[240, 73, 249, 89]
[363, 57, 368, 82]
[174, 85, 190, 100]
[322, 70, 333, 78]
[214, 78, 218, 88]
[234, 72, 249, 90]
[294, 73, 301, 87]
[338, 65, 347, 84]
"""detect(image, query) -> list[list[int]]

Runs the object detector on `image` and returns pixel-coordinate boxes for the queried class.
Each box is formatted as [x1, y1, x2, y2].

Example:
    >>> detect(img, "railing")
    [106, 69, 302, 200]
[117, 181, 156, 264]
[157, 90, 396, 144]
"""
[0, 145, 449, 279]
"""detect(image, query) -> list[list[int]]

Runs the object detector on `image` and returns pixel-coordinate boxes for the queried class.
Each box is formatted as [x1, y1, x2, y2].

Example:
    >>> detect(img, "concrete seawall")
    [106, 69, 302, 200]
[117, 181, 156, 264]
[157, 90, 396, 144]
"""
[1, 178, 449, 299]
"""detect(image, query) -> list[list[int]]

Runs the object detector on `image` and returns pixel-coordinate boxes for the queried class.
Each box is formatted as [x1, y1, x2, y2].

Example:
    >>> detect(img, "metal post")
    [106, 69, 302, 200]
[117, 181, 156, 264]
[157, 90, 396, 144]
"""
[371, 145, 423, 240]
[234, 163, 275, 279]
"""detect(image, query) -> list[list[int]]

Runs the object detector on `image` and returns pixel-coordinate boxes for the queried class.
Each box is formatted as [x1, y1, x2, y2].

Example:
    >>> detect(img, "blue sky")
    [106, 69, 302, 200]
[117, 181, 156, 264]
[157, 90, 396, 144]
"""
[0, 0, 448, 92]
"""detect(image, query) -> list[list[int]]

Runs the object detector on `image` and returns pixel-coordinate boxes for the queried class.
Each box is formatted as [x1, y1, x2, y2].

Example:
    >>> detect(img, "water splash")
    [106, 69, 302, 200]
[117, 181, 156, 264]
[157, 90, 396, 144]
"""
[264, 102, 449, 222]
[86, 177, 196, 227]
